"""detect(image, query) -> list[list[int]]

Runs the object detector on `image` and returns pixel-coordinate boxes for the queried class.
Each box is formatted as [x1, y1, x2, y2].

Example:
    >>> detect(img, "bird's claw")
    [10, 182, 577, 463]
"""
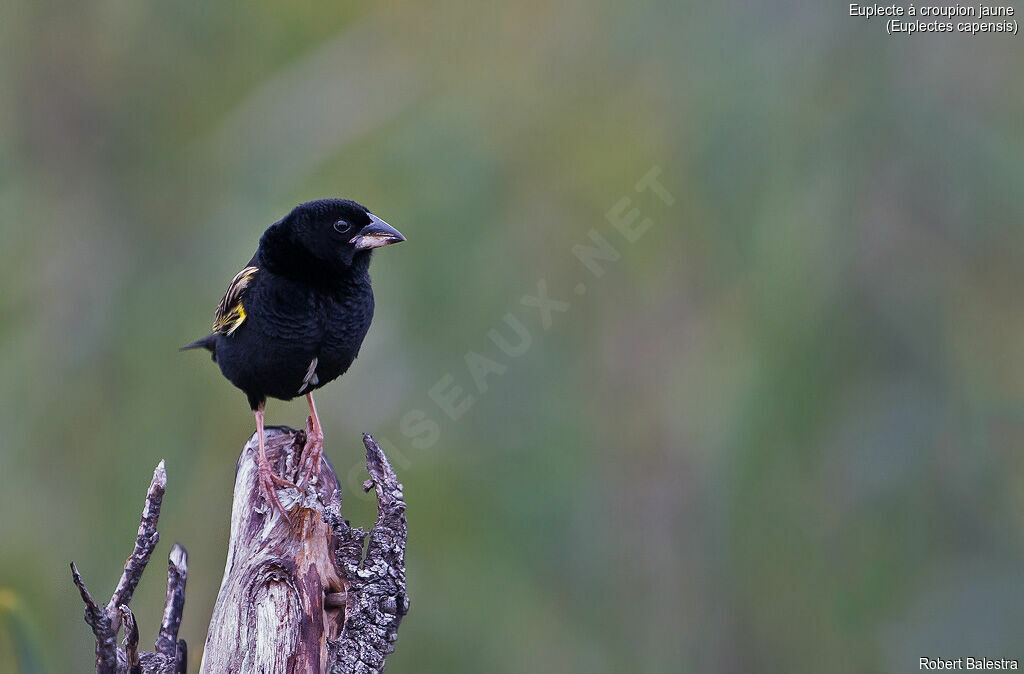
[298, 417, 324, 487]
[257, 461, 293, 523]
[270, 472, 297, 488]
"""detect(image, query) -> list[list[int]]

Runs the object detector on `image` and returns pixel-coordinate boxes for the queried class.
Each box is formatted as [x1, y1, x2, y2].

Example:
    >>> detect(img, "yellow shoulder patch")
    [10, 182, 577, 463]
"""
[213, 266, 258, 336]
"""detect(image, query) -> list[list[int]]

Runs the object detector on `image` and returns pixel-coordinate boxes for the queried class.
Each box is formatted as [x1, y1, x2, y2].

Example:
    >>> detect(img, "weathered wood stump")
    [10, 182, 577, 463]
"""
[202, 425, 410, 673]
[72, 428, 409, 674]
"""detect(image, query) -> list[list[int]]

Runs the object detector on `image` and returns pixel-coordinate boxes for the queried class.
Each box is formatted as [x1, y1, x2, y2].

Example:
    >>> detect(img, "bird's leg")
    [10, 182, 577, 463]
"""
[299, 392, 325, 486]
[253, 406, 294, 519]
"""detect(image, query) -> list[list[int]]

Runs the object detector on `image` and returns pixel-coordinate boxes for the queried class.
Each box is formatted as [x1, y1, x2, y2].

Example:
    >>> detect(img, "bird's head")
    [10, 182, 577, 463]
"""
[260, 199, 405, 280]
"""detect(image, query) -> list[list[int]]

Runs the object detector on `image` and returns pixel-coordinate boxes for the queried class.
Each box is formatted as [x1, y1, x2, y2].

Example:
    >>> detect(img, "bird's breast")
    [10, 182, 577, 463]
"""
[315, 286, 375, 371]
[218, 274, 374, 400]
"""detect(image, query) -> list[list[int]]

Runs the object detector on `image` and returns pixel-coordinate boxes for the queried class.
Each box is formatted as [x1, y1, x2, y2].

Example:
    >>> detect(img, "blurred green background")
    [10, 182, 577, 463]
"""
[2, 2, 1024, 672]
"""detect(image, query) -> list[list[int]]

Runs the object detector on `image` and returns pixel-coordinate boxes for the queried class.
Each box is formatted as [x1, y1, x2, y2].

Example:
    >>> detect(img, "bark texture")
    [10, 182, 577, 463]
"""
[327, 434, 409, 674]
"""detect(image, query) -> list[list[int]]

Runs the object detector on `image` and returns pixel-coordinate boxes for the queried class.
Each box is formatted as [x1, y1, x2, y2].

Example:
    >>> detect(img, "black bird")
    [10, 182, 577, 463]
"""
[182, 198, 405, 515]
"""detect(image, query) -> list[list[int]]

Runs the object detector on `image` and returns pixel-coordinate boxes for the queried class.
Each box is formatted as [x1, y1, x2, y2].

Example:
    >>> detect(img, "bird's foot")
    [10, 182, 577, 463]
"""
[256, 458, 295, 522]
[298, 416, 324, 487]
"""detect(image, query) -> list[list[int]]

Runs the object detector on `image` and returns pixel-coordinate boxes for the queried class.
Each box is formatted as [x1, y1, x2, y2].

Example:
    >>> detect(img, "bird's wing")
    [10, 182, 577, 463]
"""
[213, 266, 259, 335]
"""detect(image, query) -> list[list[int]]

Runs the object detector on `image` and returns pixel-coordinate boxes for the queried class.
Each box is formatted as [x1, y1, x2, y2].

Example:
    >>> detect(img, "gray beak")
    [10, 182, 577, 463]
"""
[351, 214, 406, 251]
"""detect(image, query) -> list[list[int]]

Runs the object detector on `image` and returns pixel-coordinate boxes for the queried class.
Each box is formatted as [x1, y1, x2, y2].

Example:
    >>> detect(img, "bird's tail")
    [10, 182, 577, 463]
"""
[179, 334, 217, 356]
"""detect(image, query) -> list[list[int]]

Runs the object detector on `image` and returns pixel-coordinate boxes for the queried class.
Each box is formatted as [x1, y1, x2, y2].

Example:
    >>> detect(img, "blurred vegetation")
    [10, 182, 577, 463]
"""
[2, 1, 1024, 672]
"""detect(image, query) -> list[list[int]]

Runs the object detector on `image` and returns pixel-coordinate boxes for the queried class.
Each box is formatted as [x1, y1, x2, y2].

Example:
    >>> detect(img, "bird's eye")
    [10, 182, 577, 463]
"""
[333, 220, 352, 235]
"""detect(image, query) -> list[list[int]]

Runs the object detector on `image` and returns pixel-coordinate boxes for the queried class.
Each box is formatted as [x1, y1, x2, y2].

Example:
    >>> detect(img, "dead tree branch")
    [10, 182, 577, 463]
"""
[155, 544, 188, 660]
[70, 461, 189, 674]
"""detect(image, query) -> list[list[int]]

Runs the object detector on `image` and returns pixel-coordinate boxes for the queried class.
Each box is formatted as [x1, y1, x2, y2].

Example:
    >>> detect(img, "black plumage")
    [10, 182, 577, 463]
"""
[182, 198, 405, 515]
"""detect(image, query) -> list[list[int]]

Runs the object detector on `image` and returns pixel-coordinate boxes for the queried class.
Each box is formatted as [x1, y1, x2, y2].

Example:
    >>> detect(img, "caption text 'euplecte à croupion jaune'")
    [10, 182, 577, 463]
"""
[850, 3, 1018, 35]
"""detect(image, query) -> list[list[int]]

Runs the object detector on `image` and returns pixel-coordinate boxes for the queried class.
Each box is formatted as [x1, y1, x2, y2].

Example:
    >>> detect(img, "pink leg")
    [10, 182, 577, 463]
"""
[299, 393, 325, 486]
[254, 406, 294, 519]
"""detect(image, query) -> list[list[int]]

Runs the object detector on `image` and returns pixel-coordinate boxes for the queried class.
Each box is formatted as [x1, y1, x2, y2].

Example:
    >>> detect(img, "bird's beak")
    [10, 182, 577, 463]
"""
[351, 214, 406, 251]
